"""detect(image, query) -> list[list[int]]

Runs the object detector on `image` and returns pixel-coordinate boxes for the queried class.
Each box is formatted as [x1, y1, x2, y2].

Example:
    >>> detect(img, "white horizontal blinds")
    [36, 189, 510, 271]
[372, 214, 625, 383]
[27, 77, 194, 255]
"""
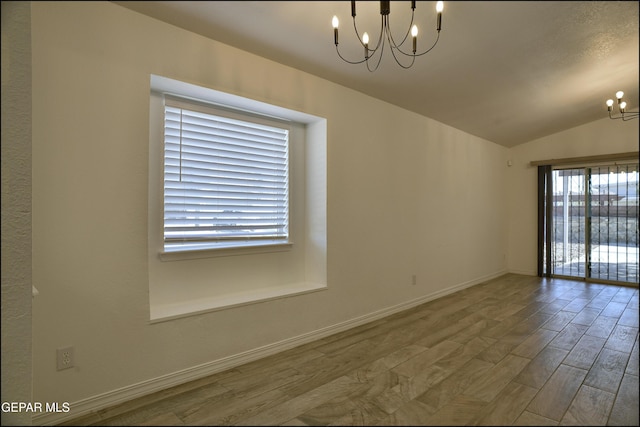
[163, 98, 289, 247]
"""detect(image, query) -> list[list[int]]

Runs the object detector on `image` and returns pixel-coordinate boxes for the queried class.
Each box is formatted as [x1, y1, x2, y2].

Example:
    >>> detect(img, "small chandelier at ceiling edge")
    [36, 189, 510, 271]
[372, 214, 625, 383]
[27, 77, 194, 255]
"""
[332, 1, 444, 71]
[606, 91, 639, 121]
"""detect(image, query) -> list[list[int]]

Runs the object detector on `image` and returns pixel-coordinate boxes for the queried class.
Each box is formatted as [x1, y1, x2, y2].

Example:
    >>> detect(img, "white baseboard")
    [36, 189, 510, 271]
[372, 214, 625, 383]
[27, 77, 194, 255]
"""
[507, 268, 537, 276]
[33, 269, 508, 426]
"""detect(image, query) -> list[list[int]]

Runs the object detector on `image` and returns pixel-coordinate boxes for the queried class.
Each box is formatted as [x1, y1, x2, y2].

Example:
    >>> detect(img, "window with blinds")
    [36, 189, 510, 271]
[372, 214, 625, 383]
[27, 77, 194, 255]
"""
[163, 98, 290, 252]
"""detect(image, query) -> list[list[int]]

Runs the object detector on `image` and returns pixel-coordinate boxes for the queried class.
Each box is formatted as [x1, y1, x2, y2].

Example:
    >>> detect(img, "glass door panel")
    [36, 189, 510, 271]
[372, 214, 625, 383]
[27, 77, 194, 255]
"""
[547, 163, 639, 285]
[589, 164, 639, 284]
[551, 168, 586, 278]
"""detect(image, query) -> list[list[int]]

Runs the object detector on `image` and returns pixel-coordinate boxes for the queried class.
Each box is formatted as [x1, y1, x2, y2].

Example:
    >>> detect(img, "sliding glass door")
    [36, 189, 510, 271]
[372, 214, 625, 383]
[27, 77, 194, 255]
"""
[543, 163, 638, 285]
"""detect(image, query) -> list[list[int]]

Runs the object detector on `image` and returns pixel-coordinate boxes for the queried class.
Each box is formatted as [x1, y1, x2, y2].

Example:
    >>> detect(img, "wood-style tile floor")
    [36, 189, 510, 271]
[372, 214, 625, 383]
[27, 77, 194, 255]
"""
[61, 274, 639, 426]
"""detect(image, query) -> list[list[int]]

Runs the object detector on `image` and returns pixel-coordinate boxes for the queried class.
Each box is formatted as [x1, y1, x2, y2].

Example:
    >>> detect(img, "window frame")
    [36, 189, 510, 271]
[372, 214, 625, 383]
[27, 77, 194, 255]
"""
[149, 78, 313, 262]
[148, 75, 328, 319]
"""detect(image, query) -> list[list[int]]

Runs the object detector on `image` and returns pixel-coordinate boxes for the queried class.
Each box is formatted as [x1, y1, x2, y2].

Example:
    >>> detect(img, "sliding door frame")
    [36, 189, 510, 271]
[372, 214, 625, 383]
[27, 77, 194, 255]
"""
[535, 152, 639, 286]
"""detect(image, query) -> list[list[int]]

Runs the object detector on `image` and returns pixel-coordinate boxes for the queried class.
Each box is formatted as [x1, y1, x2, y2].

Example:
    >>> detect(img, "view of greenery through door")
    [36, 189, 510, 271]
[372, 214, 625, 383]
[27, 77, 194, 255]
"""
[547, 163, 639, 285]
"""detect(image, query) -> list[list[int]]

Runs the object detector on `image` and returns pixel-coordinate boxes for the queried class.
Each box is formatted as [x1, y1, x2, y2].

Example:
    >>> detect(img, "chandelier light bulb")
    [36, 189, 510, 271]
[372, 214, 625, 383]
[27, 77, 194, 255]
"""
[362, 32, 369, 58]
[620, 101, 627, 111]
[606, 99, 614, 107]
[436, 1, 444, 12]
[616, 91, 624, 99]
[411, 25, 418, 53]
[332, 16, 339, 29]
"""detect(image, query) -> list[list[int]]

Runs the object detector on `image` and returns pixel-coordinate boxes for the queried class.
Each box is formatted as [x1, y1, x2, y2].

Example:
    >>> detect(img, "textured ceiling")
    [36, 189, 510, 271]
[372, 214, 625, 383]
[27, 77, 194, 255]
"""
[113, 1, 640, 147]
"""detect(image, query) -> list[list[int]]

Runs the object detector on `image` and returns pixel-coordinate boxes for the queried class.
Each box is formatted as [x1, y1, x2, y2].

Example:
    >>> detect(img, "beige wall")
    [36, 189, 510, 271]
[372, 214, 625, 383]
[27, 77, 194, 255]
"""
[506, 117, 639, 275]
[29, 2, 508, 420]
[1, 2, 33, 426]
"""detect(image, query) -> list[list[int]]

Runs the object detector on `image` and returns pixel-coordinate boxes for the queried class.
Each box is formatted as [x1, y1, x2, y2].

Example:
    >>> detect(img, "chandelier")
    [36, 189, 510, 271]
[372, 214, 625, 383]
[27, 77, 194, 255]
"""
[606, 91, 639, 121]
[332, 1, 443, 71]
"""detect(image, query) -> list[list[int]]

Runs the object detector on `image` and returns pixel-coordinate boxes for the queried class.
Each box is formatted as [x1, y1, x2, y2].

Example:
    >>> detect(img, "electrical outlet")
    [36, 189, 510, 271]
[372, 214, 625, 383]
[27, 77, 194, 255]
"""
[412, 274, 417, 286]
[57, 346, 74, 371]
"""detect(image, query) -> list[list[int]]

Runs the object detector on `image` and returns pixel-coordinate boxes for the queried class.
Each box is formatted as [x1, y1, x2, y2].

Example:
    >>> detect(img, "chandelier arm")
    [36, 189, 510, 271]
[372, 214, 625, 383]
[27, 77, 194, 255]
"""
[351, 16, 364, 47]
[413, 31, 441, 57]
[389, 27, 441, 57]
[365, 35, 385, 72]
[389, 49, 417, 69]
[385, 20, 417, 68]
[386, 10, 415, 50]
[334, 45, 369, 65]
[370, 15, 386, 55]
[351, 15, 385, 56]
[609, 110, 639, 121]
[608, 110, 625, 120]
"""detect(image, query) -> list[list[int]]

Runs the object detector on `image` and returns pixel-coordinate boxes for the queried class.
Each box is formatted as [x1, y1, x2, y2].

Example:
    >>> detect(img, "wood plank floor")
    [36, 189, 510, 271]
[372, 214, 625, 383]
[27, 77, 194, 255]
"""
[61, 274, 639, 426]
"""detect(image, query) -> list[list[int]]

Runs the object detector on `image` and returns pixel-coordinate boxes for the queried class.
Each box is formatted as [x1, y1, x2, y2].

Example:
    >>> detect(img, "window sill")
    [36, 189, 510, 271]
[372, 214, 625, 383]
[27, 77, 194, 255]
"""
[149, 281, 327, 323]
[159, 241, 293, 261]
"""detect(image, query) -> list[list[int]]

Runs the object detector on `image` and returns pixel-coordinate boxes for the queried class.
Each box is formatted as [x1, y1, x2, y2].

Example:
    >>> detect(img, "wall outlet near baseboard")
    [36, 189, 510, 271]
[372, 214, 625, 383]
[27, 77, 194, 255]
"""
[57, 346, 74, 370]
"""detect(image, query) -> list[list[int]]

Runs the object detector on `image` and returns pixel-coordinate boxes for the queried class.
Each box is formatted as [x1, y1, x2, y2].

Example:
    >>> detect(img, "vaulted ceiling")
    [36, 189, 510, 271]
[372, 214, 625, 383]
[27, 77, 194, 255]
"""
[114, 1, 639, 147]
